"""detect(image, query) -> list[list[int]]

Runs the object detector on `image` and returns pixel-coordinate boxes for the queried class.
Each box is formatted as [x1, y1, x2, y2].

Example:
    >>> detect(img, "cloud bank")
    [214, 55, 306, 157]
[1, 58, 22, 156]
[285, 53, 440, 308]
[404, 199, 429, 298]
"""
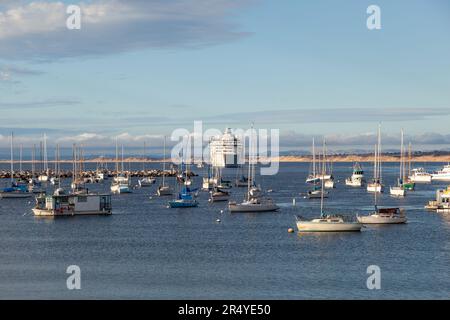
[0, 0, 252, 60]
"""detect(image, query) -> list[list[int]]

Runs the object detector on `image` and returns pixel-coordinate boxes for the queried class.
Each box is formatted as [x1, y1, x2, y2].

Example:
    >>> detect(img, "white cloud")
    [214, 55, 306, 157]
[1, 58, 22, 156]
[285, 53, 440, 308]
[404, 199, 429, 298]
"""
[0, 0, 252, 60]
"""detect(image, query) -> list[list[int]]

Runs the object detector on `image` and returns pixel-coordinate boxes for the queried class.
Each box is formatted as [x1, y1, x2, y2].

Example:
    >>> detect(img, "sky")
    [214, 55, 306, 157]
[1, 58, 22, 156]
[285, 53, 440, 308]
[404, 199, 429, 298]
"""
[0, 0, 449, 153]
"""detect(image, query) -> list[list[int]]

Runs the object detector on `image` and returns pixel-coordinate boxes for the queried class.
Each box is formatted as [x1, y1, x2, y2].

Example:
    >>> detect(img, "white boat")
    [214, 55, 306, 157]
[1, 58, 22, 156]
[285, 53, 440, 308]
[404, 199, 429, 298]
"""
[390, 129, 407, 197]
[157, 137, 173, 196]
[296, 215, 362, 232]
[367, 125, 384, 193]
[111, 142, 132, 194]
[296, 171, 361, 232]
[111, 183, 131, 194]
[357, 207, 407, 224]
[138, 177, 156, 187]
[306, 138, 321, 184]
[229, 197, 279, 212]
[324, 179, 335, 189]
[425, 186, 450, 211]
[209, 188, 230, 202]
[408, 168, 432, 183]
[432, 164, 450, 181]
[345, 162, 365, 187]
[228, 125, 279, 213]
[157, 185, 172, 196]
[390, 186, 405, 197]
[32, 191, 112, 216]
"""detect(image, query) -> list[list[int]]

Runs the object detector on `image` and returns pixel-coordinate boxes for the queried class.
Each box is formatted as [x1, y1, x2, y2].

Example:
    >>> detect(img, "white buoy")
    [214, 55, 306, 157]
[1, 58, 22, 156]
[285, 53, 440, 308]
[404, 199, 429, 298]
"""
[292, 198, 296, 206]
[216, 219, 221, 223]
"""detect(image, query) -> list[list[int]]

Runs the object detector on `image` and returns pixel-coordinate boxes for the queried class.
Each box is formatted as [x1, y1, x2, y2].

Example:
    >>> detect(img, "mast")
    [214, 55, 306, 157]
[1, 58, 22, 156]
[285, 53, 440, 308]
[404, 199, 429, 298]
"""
[400, 129, 404, 183]
[43, 133, 48, 175]
[10, 132, 14, 183]
[143, 141, 146, 172]
[31, 144, 36, 178]
[320, 139, 326, 217]
[162, 136, 166, 187]
[19, 144, 23, 173]
[312, 138, 316, 178]
[247, 125, 254, 200]
[378, 124, 382, 184]
[408, 142, 412, 178]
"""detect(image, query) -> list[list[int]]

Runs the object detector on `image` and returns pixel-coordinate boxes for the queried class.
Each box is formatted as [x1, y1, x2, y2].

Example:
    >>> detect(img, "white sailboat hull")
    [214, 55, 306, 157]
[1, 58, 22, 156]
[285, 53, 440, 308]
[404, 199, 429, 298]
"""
[296, 220, 362, 232]
[229, 201, 279, 212]
[390, 187, 406, 197]
[367, 184, 383, 193]
[345, 178, 363, 187]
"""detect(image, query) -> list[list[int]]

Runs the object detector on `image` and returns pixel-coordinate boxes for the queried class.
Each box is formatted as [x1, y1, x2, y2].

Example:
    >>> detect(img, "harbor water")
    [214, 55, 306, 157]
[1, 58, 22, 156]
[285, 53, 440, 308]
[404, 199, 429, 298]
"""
[1, 162, 450, 299]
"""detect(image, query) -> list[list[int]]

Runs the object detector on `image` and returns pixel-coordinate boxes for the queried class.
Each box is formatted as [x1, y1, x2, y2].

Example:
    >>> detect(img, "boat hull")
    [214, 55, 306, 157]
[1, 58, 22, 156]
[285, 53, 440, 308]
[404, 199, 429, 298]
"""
[357, 215, 407, 224]
[32, 208, 112, 217]
[168, 200, 198, 208]
[296, 221, 362, 232]
[228, 203, 279, 213]
[390, 187, 406, 197]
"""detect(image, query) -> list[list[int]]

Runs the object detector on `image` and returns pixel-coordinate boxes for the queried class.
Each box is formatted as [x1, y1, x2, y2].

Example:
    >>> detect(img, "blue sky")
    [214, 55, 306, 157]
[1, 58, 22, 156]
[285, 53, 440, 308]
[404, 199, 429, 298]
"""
[0, 0, 449, 150]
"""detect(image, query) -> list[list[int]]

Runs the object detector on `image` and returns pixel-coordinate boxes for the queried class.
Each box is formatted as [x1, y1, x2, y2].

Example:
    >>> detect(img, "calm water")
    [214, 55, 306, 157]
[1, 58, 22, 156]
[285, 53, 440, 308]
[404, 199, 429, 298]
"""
[1, 162, 450, 299]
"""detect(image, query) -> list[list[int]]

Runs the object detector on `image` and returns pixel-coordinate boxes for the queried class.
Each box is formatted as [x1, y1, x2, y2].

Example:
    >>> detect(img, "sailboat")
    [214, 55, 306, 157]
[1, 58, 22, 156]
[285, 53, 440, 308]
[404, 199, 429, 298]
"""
[209, 167, 230, 202]
[358, 173, 407, 224]
[367, 125, 384, 193]
[28, 144, 44, 194]
[390, 129, 406, 197]
[139, 142, 156, 187]
[229, 126, 279, 213]
[38, 134, 50, 182]
[70, 144, 87, 194]
[345, 162, 365, 187]
[50, 144, 61, 186]
[296, 165, 362, 232]
[169, 151, 198, 208]
[111, 142, 131, 194]
[402, 143, 415, 190]
[157, 137, 173, 196]
[0, 133, 32, 199]
[306, 139, 329, 199]
[322, 141, 335, 188]
[306, 138, 320, 184]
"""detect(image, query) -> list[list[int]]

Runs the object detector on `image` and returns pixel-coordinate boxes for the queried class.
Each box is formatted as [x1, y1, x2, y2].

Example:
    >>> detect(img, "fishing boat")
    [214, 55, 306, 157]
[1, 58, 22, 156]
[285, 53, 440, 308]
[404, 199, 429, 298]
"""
[390, 129, 406, 197]
[425, 186, 450, 211]
[408, 168, 432, 183]
[228, 126, 279, 213]
[431, 164, 450, 181]
[367, 125, 384, 193]
[296, 172, 361, 232]
[32, 191, 112, 216]
[0, 133, 33, 199]
[110, 143, 131, 194]
[345, 162, 365, 187]
[157, 137, 173, 196]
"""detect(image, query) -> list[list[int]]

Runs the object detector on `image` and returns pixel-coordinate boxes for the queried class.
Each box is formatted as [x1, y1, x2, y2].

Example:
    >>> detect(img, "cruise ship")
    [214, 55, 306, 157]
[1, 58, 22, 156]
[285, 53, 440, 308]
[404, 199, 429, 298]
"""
[209, 128, 243, 168]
